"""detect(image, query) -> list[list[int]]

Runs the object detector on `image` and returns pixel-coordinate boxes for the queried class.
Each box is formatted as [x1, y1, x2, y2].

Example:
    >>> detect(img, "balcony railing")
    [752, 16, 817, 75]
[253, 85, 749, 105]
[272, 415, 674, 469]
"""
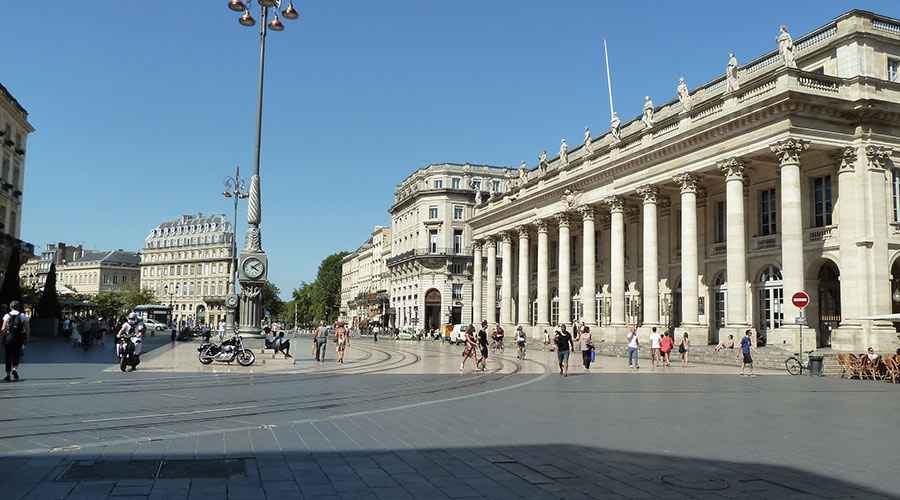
[751, 234, 780, 251]
[386, 246, 473, 266]
[807, 225, 838, 243]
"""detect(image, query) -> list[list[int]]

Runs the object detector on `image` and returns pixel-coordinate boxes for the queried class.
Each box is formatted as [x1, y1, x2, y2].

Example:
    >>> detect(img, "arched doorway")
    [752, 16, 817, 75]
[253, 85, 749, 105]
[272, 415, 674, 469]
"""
[196, 304, 207, 325]
[712, 272, 727, 343]
[424, 289, 442, 332]
[817, 261, 841, 347]
[754, 265, 783, 347]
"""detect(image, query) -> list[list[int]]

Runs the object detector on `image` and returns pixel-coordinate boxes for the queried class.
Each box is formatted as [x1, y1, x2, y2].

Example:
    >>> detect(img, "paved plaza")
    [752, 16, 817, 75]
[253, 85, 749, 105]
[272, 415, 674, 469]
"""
[0, 337, 898, 499]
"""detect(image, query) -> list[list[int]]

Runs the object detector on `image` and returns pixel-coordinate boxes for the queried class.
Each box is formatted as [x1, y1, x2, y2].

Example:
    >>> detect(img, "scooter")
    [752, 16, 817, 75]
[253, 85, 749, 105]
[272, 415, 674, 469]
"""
[198, 334, 256, 366]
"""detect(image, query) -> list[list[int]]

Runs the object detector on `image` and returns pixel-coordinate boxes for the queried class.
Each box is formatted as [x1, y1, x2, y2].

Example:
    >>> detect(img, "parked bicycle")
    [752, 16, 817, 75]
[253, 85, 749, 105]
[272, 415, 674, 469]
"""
[785, 350, 815, 375]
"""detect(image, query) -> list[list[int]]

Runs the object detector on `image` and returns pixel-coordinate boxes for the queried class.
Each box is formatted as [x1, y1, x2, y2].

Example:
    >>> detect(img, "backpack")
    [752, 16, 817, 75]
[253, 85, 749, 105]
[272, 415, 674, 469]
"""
[6, 314, 25, 345]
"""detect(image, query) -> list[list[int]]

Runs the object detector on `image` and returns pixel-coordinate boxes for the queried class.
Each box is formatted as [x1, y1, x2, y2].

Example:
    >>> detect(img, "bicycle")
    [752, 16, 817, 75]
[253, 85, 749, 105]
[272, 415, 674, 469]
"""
[785, 350, 815, 375]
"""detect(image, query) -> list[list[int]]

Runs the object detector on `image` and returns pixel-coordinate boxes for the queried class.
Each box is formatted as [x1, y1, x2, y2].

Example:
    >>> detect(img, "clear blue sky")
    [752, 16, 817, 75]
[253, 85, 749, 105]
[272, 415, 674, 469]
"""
[7, 1, 898, 298]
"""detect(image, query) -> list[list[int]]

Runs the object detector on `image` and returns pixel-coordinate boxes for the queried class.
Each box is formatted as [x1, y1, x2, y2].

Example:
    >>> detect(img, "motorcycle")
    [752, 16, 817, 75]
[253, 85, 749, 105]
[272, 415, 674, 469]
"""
[197, 334, 256, 366]
[117, 335, 141, 372]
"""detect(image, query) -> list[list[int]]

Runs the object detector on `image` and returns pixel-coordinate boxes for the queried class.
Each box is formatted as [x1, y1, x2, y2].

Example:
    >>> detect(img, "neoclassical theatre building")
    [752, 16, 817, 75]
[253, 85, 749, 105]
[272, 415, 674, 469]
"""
[470, 10, 900, 352]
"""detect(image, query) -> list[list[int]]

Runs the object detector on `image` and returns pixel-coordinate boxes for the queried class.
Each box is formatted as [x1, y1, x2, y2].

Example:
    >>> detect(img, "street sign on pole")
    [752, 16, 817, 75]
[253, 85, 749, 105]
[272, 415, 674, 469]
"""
[792, 291, 810, 310]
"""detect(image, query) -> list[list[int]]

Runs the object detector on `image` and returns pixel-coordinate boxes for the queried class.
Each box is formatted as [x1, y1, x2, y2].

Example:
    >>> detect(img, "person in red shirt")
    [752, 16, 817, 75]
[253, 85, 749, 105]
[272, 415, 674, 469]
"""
[659, 332, 674, 367]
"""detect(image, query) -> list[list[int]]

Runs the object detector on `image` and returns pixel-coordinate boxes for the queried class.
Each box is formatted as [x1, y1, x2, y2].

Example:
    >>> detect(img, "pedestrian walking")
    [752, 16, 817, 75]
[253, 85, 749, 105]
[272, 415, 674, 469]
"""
[679, 332, 690, 368]
[739, 329, 754, 376]
[336, 322, 349, 364]
[460, 325, 480, 372]
[579, 325, 595, 371]
[477, 321, 489, 366]
[2, 301, 30, 382]
[626, 325, 640, 369]
[373, 325, 378, 342]
[314, 320, 328, 362]
[62, 316, 72, 339]
[649, 327, 661, 367]
[543, 329, 552, 351]
[554, 326, 574, 376]
[660, 332, 673, 367]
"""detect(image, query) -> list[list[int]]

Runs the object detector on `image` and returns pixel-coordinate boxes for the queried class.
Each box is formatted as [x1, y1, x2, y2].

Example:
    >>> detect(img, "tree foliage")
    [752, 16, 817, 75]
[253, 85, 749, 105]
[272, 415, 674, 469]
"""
[283, 252, 348, 327]
[120, 285, 157, 313]
[36, 262, 61, 318]
[261, 281, 284, 319]
[0, 249, 23, 307]
[92, 292, 126, 320]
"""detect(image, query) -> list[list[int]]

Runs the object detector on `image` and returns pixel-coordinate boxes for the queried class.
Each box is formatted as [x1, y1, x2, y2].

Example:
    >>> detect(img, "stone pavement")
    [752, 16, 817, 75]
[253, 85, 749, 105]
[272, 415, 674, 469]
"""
[0, 338, 898, 499]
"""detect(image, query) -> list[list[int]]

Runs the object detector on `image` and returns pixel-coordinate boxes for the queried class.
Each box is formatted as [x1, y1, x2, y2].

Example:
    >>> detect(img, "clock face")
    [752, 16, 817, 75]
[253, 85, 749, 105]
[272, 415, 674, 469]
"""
[242, 257, 265, 280]
[226, 294, 239, 308]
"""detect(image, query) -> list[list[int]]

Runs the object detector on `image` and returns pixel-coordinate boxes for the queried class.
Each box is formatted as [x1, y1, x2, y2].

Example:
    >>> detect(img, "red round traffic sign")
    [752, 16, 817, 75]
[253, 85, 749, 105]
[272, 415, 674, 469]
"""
[791, 291, 810, 309]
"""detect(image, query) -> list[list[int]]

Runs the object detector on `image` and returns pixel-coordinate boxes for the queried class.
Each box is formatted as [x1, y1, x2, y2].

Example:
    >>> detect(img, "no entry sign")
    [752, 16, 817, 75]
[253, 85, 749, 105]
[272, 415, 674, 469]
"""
[792, 291, 810, 309]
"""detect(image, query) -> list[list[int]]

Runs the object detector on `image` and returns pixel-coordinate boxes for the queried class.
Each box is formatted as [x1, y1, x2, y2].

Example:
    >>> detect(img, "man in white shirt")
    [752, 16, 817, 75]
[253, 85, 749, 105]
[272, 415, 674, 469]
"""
[649, 327, 661, 367]
[2, 301, 30, 382]
[626, 325, 640, 370]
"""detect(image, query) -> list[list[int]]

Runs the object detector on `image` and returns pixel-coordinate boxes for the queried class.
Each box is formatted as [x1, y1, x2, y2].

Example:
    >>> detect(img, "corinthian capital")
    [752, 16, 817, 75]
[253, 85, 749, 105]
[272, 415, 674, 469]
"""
[535, 218, 550, 234]
[500, 231, 513, 244]
[673, 172, 701, 194]
[636, 185, 659, 204]
[865, 144, 894, 171]
[603, 196, 624, 213]
[579, 205, 595, 222]
[836, 146, 857, 174]
[717, 158, 746, 181]
[517, 225, 531, 239]
[555, 212, 571, 228]
[484, 236, 497, 249]
[769, 138, 809, 165]
[472, 239, 483, 251]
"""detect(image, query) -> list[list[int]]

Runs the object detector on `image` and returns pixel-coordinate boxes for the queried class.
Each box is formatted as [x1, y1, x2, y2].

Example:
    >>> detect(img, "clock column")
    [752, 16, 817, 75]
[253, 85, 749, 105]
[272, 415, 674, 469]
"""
[238, 252, 268, 336]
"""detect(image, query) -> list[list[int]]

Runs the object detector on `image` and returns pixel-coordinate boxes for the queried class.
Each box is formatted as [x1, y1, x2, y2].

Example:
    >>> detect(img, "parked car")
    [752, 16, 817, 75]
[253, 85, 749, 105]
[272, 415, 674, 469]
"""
[143, 319, 167, 332]
[448, 324, 465, 344]
[396, 328, 420, 341]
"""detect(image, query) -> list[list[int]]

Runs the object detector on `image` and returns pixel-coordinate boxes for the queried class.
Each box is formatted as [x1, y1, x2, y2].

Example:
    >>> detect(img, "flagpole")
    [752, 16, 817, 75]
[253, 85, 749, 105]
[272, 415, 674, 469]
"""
[604, 39, 614, 120]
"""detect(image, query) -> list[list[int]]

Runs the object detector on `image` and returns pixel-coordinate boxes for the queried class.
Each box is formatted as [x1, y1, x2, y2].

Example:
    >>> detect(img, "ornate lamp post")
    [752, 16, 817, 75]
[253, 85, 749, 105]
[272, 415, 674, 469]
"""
[163, 283, 180, 326]
[226, 0, 299, 335]
[223, 166, 248, 335]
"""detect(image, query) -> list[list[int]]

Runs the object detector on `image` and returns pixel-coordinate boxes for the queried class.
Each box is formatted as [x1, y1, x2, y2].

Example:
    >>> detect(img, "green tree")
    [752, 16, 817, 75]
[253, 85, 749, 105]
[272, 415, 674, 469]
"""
[261, 281, 284, 319]
[93, 292, 126, 320]
[0, 249, 23, 306]
[36, 262, 61, 319]
[312, 252, 347, 323]
[121, 285, 157, 313]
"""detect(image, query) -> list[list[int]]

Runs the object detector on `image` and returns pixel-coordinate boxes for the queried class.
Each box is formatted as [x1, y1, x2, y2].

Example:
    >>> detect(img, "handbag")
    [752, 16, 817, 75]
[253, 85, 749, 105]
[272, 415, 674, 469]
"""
[590, 350, 596, 363]
[678, 342, 686, 354]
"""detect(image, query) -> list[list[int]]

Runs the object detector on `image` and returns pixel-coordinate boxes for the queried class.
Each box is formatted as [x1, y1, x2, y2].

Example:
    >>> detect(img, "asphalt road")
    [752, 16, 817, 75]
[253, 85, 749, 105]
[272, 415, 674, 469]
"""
[1, 337, 898, 499]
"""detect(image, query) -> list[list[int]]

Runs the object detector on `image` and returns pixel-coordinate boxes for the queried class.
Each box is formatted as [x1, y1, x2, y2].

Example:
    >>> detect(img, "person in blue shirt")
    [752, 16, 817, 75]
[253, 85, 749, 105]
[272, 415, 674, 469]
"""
[740, 329, 755, 377]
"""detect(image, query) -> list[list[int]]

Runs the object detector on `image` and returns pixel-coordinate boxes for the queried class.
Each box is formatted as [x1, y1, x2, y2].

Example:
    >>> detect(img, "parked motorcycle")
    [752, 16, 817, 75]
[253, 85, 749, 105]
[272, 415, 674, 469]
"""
[197, 334, 256, 366]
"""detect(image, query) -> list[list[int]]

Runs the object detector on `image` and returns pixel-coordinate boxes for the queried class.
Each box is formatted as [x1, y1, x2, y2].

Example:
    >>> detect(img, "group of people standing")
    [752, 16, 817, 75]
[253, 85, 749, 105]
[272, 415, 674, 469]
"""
[630, 326, 689, 369]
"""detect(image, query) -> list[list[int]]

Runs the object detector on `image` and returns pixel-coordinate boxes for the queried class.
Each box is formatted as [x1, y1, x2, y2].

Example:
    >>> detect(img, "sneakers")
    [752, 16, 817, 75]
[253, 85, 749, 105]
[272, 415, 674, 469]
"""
[11, 370, 19, 381]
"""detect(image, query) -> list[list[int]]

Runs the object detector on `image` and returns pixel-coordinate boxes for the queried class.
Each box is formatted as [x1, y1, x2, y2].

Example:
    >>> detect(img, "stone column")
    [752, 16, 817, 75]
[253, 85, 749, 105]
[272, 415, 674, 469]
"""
[536, 220, 550, 327]
[517, 226, 530, 326]
[770, 139, 809, 327]
[637, 185, 660, 327]
[718, 158, 749, 328]
[674, 173, 700, 325]
[485, 237, 497, 325]
[580, 206, 597, 326]
[558, 213, 571, 326]
[472, 240, 483, 326]
[500, 232, 513, 325]
[606, 196, 626, 326]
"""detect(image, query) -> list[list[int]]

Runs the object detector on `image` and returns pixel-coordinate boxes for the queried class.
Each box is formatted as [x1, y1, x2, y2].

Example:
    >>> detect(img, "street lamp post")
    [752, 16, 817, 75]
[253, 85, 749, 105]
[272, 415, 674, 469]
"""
[226, 0, 300, 335]
[223, 166, 248, 336]
[163, 283, 180, 326]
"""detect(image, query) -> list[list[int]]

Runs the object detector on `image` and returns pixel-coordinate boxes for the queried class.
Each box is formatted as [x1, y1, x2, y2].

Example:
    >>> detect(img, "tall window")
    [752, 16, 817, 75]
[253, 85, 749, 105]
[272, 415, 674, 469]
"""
[1, 153, 8, 182]
[889, 58, 900, 82]
[756, 265, 783, 346]
[759, 188, 777, 235]
[429, 230, 438, 253]
[472, 179, 481, 191]
[893, 169, 900, 222]
[451, 177, 461, 189]
[428, 206, 438, 219]
[491, 180, 501, 192]
[811, 175, 833, 227]
[571, 235, 578, 268]
[453, 206, 464, 220]
[432, 179, 443, 189]
[8, 211, 15, 236]
[714, 201, 726, 243]
[453, 229, 463, 254]
[452, 283, 463, 300]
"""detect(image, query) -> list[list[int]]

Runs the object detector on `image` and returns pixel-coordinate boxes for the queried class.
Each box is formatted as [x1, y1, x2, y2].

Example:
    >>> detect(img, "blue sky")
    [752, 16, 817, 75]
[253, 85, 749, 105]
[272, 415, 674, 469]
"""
[7, 1, 898, 298]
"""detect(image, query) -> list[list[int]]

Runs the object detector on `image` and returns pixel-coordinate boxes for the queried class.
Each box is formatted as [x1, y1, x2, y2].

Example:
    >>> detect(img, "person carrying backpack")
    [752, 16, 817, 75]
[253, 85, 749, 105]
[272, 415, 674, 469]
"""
[2, 301, 30, 382]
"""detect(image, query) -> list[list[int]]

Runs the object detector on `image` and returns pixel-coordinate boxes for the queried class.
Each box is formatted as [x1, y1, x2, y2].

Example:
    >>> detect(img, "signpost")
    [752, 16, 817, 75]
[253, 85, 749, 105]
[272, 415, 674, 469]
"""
[792, 291, 810, 373]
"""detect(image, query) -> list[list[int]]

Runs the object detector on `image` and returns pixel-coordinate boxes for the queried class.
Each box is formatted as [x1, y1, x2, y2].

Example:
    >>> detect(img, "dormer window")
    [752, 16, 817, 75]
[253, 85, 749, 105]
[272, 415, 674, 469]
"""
[433, 179, 443, 189]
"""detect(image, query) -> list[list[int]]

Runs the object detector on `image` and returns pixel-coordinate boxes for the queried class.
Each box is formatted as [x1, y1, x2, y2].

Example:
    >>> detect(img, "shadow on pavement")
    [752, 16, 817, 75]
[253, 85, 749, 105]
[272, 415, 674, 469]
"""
[2, 444, 894, 499]
[1, 335, 176, 366]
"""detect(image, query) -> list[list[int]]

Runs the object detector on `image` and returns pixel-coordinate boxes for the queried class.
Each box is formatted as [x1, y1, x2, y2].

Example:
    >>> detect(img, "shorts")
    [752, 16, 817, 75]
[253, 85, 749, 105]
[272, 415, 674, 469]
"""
[743, 352, 753, 364]
[557, 350, 570, 364]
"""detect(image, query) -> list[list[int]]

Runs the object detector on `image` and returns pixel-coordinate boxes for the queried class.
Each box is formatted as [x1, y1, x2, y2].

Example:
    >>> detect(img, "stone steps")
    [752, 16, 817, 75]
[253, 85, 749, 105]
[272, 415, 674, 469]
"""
[594, 343, 795, 372]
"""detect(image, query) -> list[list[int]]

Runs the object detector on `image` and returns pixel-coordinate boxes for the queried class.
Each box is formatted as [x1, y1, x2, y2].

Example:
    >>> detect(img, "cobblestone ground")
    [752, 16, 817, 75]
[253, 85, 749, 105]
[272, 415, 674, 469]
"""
[0, 337, 897, 499]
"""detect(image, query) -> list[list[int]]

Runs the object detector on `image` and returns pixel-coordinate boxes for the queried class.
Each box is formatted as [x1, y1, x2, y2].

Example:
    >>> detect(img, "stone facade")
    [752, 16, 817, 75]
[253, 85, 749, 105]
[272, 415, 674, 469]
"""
[388, 163, 514, 331]
[0, 82, 34, 286]
[21, 243, 84, 290]
[141, 213, 234, 327]
[470, 10, 900, 352]
[58, 250, 141, 296]
[341, 226, 392, 326]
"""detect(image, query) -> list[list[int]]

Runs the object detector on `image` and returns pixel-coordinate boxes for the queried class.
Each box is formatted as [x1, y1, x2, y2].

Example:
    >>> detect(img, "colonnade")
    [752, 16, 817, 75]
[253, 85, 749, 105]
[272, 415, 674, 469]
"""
[472, 139, 812, 338]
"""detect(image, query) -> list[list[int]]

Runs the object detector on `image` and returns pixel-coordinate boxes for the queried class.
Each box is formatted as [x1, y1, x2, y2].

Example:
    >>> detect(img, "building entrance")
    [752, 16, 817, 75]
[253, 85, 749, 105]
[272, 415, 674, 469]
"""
[424, 289, 442, 332]
[817, 261, 841, 347]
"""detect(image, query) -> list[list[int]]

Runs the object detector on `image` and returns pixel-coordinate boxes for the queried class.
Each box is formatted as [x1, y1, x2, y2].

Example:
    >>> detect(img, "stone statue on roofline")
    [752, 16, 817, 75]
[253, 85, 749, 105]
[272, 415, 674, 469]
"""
[726, 52, 740, 93]
[610, 112, 621, 144]
[475, 189, 483, 205]
[777, 25, 797, 69]
[642, 96, 654, 128]
[583, 127, 592, 154]
[560, 138, 569, 165]
[519, 161, 528, 184]
[677, 77, 692, 113]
